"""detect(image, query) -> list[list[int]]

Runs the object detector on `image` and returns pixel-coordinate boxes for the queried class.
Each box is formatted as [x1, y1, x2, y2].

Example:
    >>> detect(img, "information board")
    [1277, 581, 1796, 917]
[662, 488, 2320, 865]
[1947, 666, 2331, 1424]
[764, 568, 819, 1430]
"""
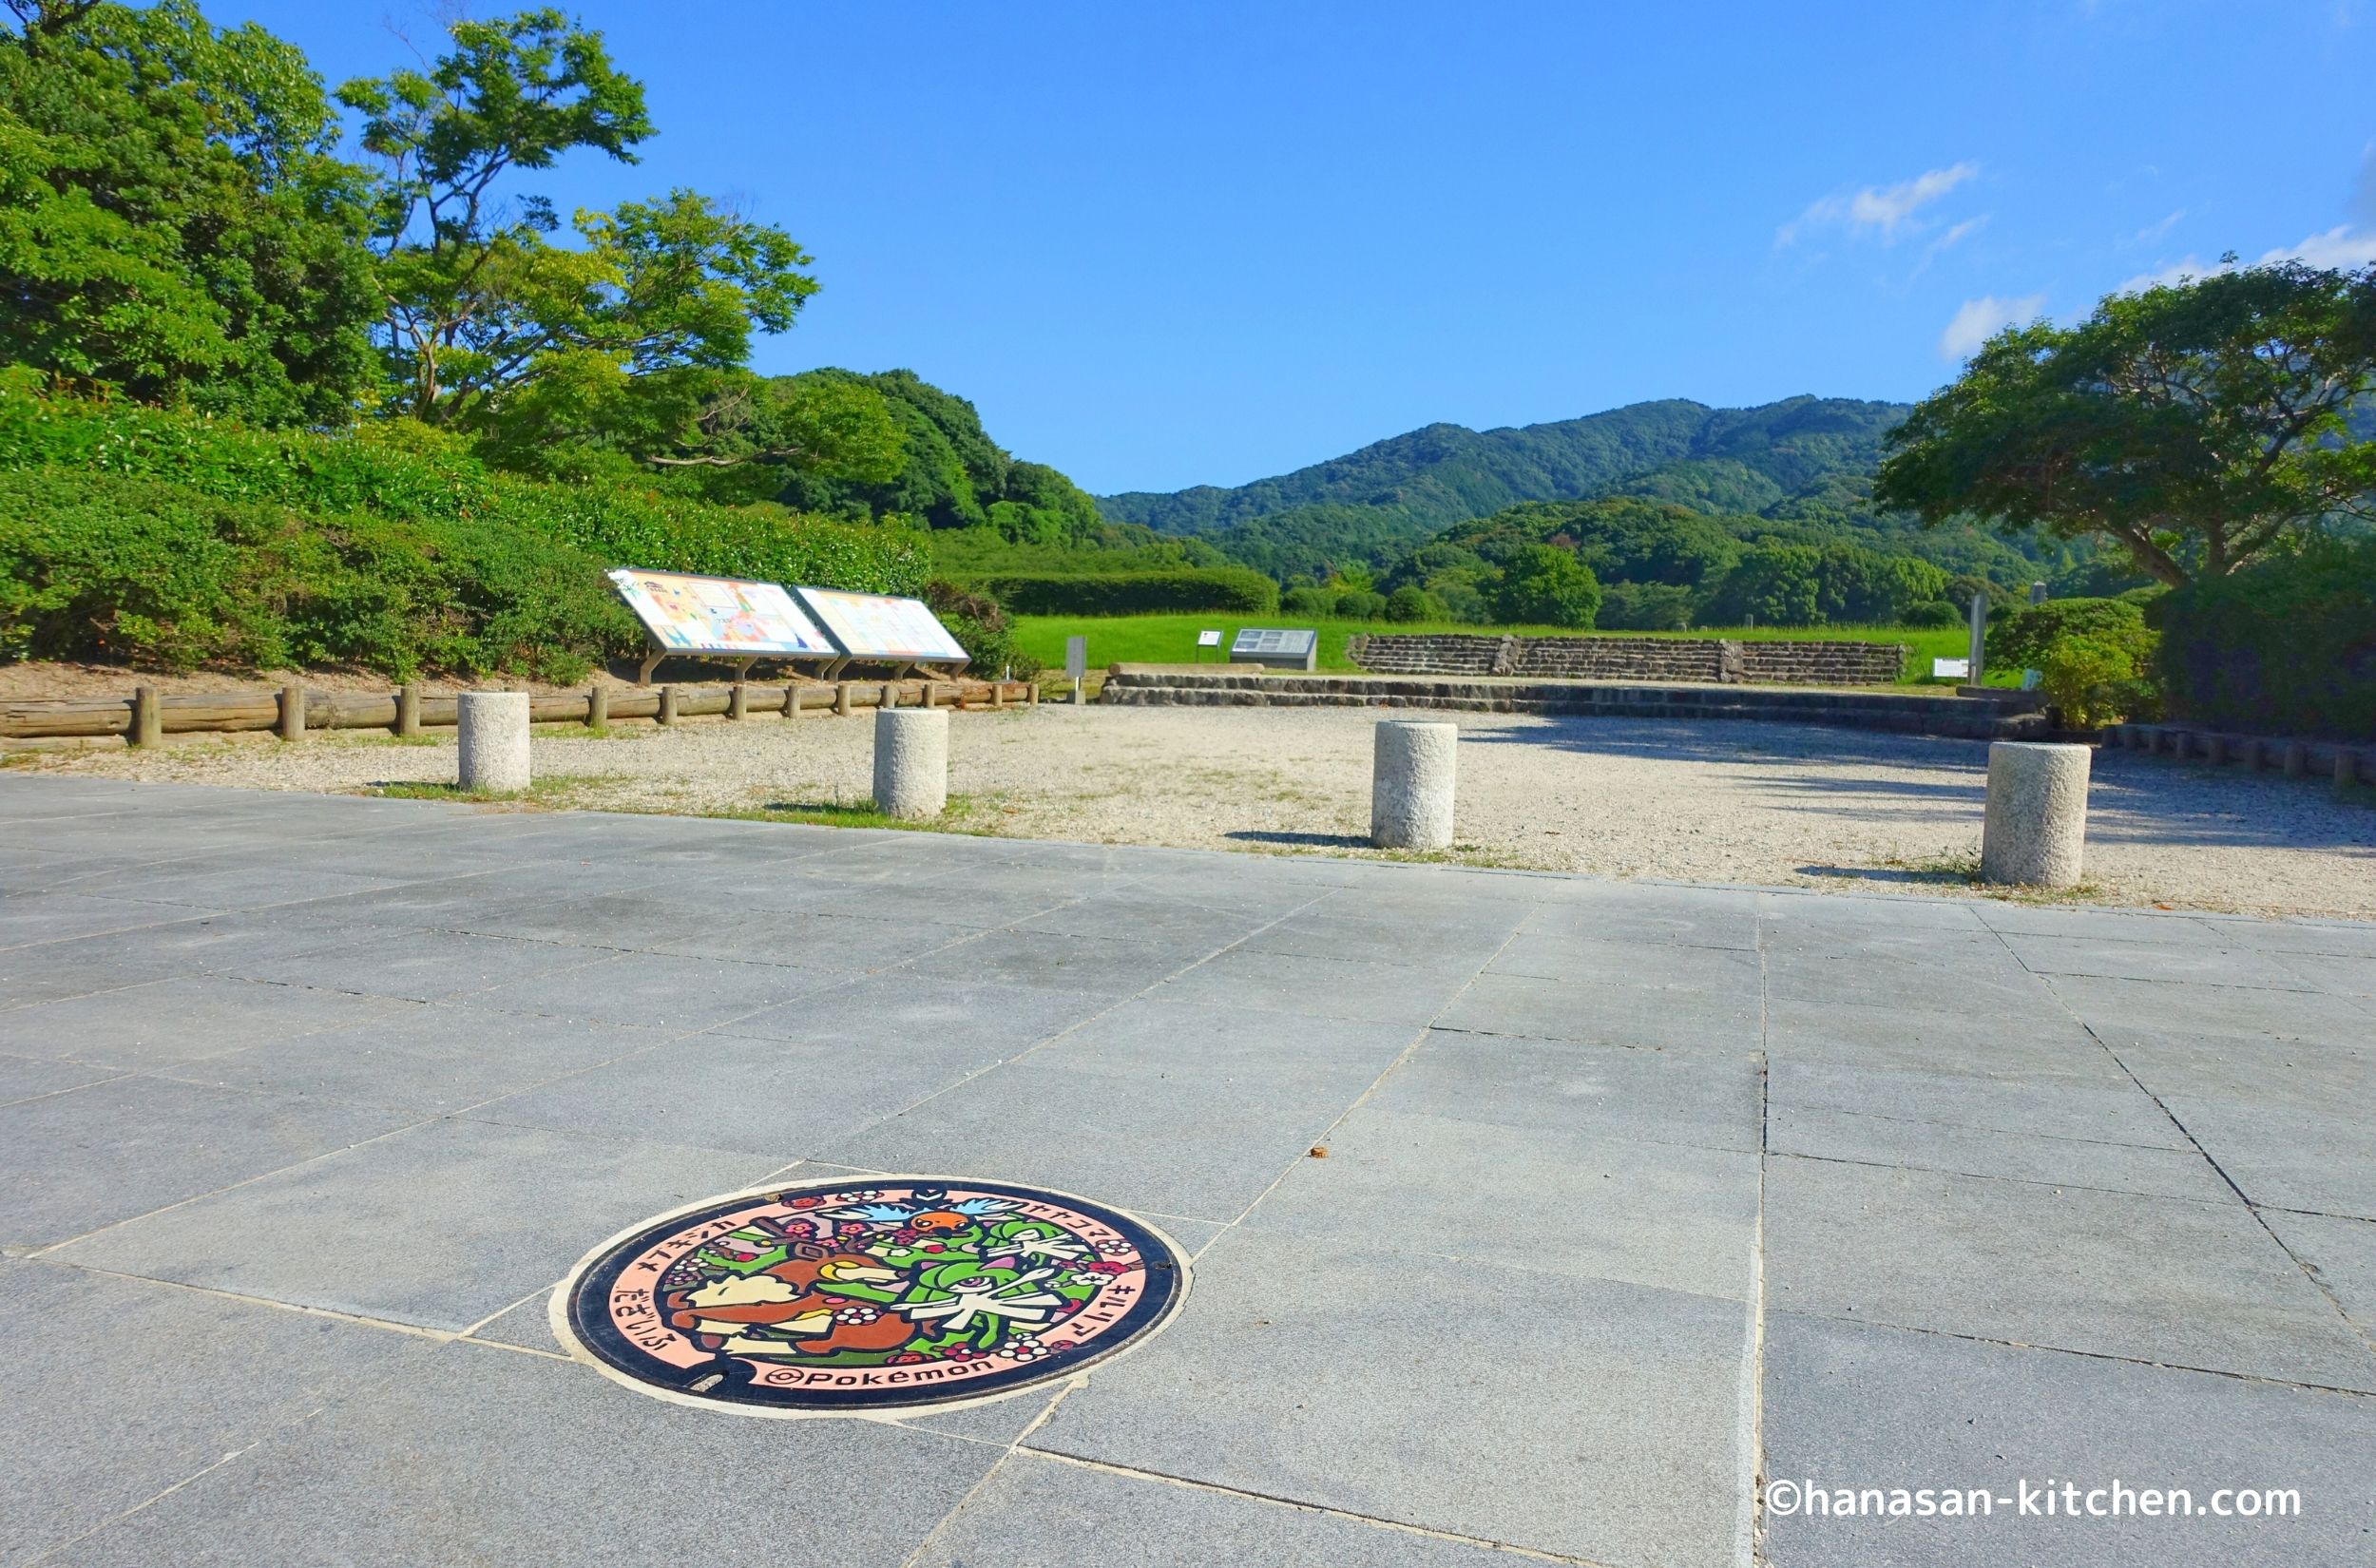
[793, 587, 969, 662]
[1931, 657, 1971, 680]
[1230, 628, 1317, 658]
[1197, 629, 1222, 647]
[608, 569, 837, 657]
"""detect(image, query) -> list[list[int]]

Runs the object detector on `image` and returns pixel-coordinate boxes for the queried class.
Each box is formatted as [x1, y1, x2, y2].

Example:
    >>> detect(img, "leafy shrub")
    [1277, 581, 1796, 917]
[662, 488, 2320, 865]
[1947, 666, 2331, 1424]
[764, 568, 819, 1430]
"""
[970, 568, 1278, 616]
[1332, 589, 1388, 620]
[1383, 584, 1442, 623]
[0, 468, 633, 679]
[1987, 599, 2159, 729]
[0, 376, 929, 597]
[924, 581, 1038, 678]
[2155, 542, 2376, 737]
[1985, 597, 2152, 671]
[1280, 584, 1334, 616]
[1489, 545, 1601, 628]
[1904, 599, 1963, 628]
[2040, 637, 2161, 730]
[1598, 581, 1695, 631]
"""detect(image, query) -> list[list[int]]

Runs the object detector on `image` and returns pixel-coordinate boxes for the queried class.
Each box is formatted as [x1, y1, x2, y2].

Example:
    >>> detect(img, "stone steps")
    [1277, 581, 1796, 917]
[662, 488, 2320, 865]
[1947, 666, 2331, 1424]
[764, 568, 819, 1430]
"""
[1345, 633, 1907, 686]
[1100, 670, 2043, 739]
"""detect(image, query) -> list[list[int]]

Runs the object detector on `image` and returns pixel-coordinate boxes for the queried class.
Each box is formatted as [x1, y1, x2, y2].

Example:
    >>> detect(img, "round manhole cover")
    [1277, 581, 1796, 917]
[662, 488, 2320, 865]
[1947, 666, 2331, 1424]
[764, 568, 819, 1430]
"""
[555, 1177, 1190, 1415]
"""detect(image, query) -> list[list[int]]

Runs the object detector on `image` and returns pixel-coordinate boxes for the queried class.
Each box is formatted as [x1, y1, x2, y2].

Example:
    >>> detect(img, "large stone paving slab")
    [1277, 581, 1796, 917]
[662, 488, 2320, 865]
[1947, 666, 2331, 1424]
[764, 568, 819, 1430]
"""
[1, 774, 2371, 1565]
[1765, 1157, 2376, 1390]
[46, 1117, 778, 1329]
[1032, 1229, 1755, 1568]
[1762, 1312, 2376, 1568]
[62, 1340, 998, 1568]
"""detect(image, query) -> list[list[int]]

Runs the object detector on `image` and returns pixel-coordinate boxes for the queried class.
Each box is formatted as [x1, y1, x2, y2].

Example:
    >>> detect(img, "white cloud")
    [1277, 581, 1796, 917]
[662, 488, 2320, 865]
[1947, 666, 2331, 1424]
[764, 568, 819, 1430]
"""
[1939, 294, 2045, 360]
[2130, 209, 2185, 245]
[2114, 226, 2376, 295]
[2265, 224, 2376, 269]
[1931, 216, 1987, 252]
[1780, 162, 1981, 245]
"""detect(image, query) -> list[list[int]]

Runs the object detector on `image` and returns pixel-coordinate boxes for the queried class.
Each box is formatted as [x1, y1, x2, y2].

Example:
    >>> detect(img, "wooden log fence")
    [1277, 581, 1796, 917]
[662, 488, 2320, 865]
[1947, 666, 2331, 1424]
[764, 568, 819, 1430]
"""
[2104, 723, 2368, 796]
[1, 678, 1038, 745]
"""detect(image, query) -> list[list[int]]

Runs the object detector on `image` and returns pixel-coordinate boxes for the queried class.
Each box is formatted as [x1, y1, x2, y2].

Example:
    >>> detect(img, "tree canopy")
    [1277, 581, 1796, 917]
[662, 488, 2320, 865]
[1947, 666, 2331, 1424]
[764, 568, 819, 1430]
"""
[0, 0, 378, 423]
[1875, 261, 2376, 585]
[0, 0, 1108, 561]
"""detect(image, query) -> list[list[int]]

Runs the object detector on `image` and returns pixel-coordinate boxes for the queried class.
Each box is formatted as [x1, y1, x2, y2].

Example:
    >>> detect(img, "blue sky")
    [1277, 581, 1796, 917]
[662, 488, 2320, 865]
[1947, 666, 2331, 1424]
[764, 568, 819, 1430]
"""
[234, 1, 2376, 494]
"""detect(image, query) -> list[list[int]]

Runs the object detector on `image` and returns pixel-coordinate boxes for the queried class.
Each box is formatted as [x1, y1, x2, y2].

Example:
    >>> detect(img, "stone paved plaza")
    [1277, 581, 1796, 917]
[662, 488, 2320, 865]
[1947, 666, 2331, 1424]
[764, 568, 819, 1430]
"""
[3, 774, 2373, 1566]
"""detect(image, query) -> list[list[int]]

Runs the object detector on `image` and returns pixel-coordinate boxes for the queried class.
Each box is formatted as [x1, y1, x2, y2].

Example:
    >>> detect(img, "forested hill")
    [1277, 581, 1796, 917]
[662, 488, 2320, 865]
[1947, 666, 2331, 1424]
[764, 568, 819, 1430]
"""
[1099, 395, 1913, 539]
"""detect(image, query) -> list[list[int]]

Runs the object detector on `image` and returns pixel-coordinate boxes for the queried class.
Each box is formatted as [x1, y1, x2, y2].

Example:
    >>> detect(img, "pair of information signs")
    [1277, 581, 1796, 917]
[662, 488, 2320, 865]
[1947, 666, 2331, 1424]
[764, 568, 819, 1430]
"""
[608, 568, 968, 665]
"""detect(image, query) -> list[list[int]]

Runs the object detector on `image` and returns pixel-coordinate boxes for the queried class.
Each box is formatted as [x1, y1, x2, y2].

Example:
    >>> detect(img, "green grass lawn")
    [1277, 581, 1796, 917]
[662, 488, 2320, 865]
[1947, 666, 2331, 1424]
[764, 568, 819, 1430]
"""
[1010, 613, 2004, 687]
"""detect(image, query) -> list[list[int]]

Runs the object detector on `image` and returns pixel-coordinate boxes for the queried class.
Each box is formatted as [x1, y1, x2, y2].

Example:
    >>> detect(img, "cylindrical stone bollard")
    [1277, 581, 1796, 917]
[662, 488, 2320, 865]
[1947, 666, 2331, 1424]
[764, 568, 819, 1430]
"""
[1371, 719, 1459, 850]
[1981, 741, 2090, 888]
[457, 691, 531, 794]
[873, 707, 948, 819]
[587, 683, 607, 730]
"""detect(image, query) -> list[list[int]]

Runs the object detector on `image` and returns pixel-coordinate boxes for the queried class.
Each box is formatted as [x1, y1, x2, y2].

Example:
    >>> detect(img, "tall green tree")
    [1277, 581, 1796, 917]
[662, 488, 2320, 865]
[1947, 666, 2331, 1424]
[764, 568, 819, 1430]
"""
[1490, 543, 1601, 627]
[337, 10, 815, 432]
[1876, 262, 2376, 585]
[0, 0, 378, 423]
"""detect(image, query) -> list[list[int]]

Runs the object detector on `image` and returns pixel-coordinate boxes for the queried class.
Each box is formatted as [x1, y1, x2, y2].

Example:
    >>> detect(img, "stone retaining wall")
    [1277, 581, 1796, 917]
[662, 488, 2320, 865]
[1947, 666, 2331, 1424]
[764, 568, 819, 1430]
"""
[1346, 633, 1906, 686]
[1101, 669, 2041, 739]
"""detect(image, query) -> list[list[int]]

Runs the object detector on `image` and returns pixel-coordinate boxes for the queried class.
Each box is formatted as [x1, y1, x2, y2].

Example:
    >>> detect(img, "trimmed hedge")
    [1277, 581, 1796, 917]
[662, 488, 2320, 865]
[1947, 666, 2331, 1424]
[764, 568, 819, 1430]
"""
[969, 568, 1278, 616]
[0, 468, 634, 679]
[2156, 543, 2376, 739]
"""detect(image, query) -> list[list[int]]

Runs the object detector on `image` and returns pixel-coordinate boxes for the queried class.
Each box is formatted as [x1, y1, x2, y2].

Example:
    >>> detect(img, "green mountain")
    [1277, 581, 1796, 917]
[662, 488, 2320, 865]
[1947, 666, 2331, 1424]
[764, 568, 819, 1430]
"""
[1094, 393, 2085, 589]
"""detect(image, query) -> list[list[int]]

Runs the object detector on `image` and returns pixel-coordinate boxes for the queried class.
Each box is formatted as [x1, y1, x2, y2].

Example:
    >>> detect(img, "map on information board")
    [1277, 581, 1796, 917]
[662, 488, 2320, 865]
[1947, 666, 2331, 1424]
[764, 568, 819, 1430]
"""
[793, 587, 969, 662]
[1230, 627, 1317, 658]
[608, 569, 837, 656]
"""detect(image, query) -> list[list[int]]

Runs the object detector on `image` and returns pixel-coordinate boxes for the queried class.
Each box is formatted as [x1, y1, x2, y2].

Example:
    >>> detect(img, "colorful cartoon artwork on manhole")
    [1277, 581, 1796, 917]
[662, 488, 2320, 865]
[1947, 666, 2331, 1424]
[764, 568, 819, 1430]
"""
[558, 1178, 1188, 1413]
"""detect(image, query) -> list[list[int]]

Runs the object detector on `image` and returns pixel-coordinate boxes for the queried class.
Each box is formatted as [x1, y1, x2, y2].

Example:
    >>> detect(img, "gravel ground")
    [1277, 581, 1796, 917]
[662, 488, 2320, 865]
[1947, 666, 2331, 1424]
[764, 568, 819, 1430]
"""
[13, 703, 2373, 918]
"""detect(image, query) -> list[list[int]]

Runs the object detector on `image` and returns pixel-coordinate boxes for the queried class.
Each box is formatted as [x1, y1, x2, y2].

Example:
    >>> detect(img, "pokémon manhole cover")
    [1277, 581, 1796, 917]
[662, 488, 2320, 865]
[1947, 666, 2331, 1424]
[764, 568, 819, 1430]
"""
[557, 1177, 1189, 1415]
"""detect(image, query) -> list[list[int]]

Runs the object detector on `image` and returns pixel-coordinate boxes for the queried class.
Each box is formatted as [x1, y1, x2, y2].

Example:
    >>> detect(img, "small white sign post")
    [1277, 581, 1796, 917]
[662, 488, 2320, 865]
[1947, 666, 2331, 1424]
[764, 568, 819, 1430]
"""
[1965, 592, 1987, 687]
[1197, 629, 1222, 661]
[1064, 635, 1087, 704]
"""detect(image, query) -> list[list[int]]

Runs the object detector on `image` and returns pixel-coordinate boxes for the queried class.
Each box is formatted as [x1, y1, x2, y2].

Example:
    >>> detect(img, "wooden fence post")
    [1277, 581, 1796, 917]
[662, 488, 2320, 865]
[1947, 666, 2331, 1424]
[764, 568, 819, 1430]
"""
[278, 683, 305, 741]
[658, 685, 678, 725]
[130, 686, 161, 748]
[729, 682, 748, 721]
[834, 681, 853, 717]
[587, 684, 607, 730]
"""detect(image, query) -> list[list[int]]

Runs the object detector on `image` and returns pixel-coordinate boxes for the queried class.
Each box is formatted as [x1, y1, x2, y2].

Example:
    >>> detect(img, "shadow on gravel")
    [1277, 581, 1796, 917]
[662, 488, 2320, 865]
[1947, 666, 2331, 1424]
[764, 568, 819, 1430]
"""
[1227, 829, 1370, 849]
[1467, 719, 2376, 853]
